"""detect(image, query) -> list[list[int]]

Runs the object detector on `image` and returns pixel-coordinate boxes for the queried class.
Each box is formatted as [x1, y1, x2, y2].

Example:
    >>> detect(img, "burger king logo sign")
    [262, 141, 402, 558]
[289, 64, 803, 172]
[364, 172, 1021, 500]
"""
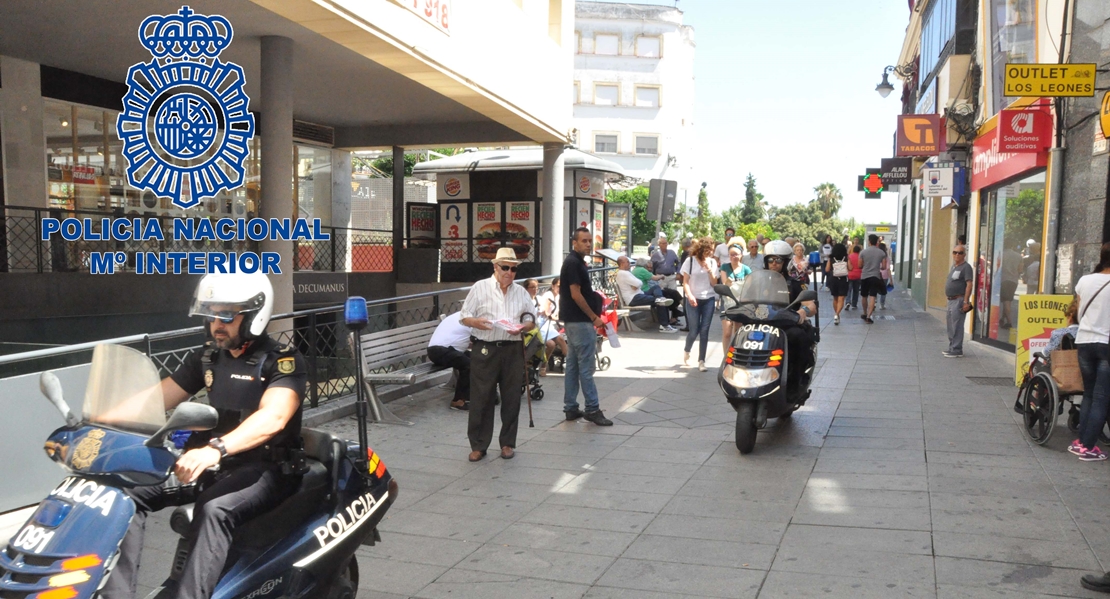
[579, 176, 591, 194]
[444, 177, 463, 197]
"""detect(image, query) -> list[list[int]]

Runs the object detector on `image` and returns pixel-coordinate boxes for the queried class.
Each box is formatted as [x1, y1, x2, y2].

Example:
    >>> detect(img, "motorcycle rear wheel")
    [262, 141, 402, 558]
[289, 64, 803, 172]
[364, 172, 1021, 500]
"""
[735, 402, 757, 454]
[325, 557, 359, 599]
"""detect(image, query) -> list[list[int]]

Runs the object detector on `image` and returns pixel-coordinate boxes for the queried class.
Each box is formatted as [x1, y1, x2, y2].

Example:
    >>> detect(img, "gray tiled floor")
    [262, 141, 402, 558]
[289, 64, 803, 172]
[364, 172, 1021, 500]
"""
[128, 285, 1110, 598]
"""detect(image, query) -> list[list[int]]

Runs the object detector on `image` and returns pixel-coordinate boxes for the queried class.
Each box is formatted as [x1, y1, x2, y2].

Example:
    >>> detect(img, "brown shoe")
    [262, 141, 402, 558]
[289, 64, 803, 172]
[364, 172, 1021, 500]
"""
[468, 450, 487, 462]
[500, 446, 515, 459]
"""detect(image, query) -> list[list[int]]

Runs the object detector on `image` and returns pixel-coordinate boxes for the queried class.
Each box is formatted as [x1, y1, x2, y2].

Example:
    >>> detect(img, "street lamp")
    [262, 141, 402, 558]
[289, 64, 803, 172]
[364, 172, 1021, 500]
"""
[875, 64, 915, 98]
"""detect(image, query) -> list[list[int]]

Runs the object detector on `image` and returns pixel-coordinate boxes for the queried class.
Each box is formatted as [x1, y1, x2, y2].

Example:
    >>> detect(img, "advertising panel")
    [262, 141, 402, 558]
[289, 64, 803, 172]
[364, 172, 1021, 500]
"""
[896, 114, 945, 156]
[574, 171, 605, 200]
[505, 201, 535, 263]
[606, 204, 631, 254]
[970, 122, 1048, 191]
[407, 204, 437, 248]
[1101, 91, 1110, 138]
[880, 158, 912, 185]
[436, 173, 470, 200]
[997, 109, 1052, 153]
[1003, 63, 1096, 97]
[1015, 294, 1073, 384]
[922, 167, 955, 197]
[593, 202, 604, 252]
[439, 202, 467, 263]
[472, 201, 502, 262]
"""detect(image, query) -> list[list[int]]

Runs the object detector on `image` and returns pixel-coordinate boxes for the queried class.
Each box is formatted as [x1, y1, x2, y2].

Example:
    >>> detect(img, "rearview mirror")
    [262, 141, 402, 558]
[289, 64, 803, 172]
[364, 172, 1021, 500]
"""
[796, 290, 818, 304]
[145, 402, 219, 447]
[39, 371, 79, 427]
[713, 284, 737, 301]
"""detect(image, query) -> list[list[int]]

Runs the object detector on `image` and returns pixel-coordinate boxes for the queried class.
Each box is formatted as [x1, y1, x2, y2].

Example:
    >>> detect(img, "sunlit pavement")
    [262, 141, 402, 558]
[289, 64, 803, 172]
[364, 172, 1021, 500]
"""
[132, 285, 1110, 598]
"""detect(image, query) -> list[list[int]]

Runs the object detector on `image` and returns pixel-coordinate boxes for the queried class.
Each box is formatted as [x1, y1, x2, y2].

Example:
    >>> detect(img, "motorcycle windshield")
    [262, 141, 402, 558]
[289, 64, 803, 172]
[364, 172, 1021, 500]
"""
[82, 344, 166, 434]
[735, 270, 792, 308]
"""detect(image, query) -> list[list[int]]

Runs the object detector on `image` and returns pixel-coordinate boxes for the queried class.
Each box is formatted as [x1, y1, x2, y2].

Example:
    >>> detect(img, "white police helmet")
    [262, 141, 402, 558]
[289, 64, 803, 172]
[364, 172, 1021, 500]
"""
[189, 272, 274, 341]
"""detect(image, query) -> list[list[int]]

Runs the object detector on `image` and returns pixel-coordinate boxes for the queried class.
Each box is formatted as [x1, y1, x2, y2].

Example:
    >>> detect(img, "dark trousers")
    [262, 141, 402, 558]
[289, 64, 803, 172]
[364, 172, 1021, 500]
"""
[1078, 343, 1110, 449]
[848, 279, 861, 308]
[628, 291, 670, 323]
[428, 345, 470, 401]
[468, 340, 523, 451]
[102, 462, 297, 599]
[660, 287, 684, 319]
[785, 323, 817, 389]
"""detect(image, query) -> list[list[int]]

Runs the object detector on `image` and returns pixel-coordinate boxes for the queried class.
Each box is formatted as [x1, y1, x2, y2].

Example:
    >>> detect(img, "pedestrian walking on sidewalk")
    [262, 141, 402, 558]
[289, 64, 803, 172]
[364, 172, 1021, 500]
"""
[742, 239, 764, 272]
[821, 234, 834, 288]
[847, 245, 862, 310]
[943, 244, 974, 358]
[560, 228, 614, 426]
[878, 242, 892, 309]
[714, 227, 735, 266]
[1069, 243, 1110, 462]
[459, 248, 536, 462]
[826, 242, 849, 325]
[681, 237, 720, 372]
[859, 235, 886, 324]
[427, 312, 472, 411]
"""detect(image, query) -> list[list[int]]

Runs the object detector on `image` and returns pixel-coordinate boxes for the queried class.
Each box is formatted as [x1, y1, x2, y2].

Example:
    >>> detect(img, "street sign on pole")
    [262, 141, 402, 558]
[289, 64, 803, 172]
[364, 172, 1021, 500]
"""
[857, 168, 883, 199]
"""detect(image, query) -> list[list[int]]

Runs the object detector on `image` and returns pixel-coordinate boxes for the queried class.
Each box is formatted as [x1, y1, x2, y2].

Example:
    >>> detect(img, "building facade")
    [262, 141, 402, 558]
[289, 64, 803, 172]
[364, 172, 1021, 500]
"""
[571, 1, 696, 198]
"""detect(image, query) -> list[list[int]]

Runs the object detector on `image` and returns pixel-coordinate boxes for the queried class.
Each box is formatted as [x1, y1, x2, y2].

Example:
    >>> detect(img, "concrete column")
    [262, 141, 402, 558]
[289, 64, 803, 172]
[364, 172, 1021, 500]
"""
[259, 36, 294, 318]
[331, 150, 353, 271]
[392, 146, 404, 271]
[542, 142, 565, 273]
[0, 56, 48, 208]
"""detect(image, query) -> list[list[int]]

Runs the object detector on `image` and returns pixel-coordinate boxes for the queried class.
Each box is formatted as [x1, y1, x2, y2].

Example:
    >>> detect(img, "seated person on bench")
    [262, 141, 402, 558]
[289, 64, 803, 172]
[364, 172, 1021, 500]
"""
[427, 312, 472, 411]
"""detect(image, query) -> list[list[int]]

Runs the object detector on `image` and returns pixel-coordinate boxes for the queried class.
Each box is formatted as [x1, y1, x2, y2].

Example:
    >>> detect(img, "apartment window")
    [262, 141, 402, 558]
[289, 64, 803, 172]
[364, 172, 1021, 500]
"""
[595, 34, 619, 55]
[594, 134, 618, 154]
[573, 81, 579, 104]
[635, 135, 659, 155]
[636, 35, 661, 58]
[594, 83, 619, 106]
[634, 86, 660, 108]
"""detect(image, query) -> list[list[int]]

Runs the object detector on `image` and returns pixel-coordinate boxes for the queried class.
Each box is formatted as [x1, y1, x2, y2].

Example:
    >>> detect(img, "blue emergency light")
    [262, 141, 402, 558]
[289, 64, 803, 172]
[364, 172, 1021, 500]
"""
[345, 296, 368, 329]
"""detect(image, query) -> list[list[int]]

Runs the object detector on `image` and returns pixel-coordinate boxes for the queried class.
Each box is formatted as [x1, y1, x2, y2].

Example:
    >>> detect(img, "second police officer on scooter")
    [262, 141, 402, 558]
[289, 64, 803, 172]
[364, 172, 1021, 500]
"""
[762, 240, 818, 395]
[103, 272, 308, 599]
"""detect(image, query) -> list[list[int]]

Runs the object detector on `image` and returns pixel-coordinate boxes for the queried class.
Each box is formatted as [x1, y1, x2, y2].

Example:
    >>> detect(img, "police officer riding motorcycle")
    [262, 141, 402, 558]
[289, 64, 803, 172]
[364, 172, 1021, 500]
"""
[717, 239, 819, 454]
[104, 271, 309, 599]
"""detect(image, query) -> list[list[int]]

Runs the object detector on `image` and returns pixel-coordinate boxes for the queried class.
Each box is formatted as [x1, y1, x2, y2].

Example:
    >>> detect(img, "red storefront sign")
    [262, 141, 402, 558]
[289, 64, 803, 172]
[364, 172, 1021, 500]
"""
[896, 114, 945, 157]
[970, 122, 1048, 190]
[997, 108, 1052, 153]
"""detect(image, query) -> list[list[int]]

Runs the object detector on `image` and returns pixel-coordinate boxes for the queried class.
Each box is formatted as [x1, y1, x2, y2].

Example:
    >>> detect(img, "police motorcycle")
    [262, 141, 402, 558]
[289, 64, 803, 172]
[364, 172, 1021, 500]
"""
[716, 268, 819, 454]
[2, 339, 397, 599]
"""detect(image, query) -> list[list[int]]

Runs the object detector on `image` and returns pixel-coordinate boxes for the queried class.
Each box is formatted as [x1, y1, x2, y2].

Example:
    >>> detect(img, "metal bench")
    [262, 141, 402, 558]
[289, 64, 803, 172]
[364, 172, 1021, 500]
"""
[358, 319, 454, 422]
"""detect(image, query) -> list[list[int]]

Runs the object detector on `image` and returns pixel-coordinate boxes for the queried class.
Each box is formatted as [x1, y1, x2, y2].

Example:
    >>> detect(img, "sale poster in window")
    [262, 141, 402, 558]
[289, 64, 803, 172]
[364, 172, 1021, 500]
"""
[439, 202, 467, 263]
[472, 201, 502, 262]
[506, 201, 535, 262]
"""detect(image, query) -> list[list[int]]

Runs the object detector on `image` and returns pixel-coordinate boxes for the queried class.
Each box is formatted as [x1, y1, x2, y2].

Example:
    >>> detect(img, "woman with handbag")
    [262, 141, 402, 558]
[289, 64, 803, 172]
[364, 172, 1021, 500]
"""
[680, 237, 719, 372]
[1070, 243, 1110, 462]
[826, 243, 850, 325]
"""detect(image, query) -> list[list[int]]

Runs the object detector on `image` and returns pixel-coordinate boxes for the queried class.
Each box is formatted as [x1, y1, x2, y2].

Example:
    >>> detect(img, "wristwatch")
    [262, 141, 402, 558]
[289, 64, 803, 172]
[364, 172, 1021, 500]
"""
[207, 437, 228, 460]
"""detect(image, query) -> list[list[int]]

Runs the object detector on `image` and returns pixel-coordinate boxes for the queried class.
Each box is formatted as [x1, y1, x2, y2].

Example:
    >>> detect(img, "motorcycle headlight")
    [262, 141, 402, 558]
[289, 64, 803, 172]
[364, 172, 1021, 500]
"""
[723, 366, 780, 388]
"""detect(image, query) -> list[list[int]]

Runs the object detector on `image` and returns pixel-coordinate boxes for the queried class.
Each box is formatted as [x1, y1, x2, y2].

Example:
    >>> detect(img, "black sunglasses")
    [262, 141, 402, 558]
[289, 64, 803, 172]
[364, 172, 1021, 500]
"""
[767, 256, 784, 263]
[498, 264, 518, 272]
[204, 312, 237, 324]
[952, 251, 965, 255]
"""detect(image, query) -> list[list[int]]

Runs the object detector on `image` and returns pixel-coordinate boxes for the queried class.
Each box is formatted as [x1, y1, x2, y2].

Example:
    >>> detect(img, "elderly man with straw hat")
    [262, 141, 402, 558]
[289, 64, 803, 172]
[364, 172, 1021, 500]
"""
[459, 247, 536, 461]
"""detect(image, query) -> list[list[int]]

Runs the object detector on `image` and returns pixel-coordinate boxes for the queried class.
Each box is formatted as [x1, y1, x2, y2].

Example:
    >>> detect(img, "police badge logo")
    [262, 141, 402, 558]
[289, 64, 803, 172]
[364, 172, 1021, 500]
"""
[71, 429, 106, 470]
[276, 357, 295, 374]
[116, 6, 255, 210]
[205, 369, 215, 389]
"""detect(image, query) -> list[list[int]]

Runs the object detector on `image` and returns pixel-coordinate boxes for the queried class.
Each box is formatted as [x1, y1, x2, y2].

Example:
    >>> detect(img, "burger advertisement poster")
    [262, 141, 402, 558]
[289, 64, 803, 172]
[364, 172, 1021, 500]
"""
[506, 202, 535, 263]
[408, 204, 437, 248]
[472, 202, 502, 262]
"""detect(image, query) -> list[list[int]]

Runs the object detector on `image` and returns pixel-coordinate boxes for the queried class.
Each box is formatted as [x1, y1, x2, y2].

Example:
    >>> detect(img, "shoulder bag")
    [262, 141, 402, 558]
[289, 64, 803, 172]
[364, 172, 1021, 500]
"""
[1051, 278, 1110, 394]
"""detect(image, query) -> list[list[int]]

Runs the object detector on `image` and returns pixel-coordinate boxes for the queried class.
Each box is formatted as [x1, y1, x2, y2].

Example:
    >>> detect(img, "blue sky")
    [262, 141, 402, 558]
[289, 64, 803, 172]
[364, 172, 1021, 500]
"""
[614, 0, 912, 223]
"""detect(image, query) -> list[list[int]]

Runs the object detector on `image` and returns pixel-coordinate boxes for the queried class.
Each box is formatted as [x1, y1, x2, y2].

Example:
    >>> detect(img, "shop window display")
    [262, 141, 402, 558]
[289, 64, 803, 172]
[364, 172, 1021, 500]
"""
[973, 172, 1045, 349]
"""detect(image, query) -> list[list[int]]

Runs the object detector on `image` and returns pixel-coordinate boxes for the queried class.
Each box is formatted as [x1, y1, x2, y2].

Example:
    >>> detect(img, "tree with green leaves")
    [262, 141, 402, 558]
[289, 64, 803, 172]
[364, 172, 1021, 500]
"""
[740, 174, 765, 224]
[811, 182, 843, 219]
[692, 184, 713, 238]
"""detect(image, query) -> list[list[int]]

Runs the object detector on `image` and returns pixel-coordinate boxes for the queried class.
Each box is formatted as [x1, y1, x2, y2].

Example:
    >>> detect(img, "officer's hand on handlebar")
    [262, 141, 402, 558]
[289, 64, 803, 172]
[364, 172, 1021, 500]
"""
[175, 446, 222, 484]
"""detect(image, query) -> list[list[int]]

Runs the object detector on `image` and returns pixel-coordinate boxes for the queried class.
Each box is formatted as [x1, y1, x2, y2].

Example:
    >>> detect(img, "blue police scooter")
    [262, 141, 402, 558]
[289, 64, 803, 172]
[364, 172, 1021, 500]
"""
[0, 298, 398, 599]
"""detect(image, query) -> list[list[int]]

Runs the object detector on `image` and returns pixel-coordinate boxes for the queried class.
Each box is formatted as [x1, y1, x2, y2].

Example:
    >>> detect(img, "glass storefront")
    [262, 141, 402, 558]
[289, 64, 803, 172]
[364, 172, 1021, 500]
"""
[973, 171, 1045, 350]
[295, 144, 331, 221]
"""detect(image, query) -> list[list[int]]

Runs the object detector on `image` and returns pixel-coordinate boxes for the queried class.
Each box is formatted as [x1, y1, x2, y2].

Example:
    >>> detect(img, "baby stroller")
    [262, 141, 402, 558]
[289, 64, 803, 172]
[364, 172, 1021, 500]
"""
[522, 327, 545, 401]
[1017, 335, 1110, 444]
[593, 293, 619, 371]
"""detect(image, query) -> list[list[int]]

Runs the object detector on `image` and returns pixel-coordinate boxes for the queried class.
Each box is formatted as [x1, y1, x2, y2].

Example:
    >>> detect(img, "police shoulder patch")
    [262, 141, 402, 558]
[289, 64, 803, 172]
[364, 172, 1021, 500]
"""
[276, 357, 296, 374]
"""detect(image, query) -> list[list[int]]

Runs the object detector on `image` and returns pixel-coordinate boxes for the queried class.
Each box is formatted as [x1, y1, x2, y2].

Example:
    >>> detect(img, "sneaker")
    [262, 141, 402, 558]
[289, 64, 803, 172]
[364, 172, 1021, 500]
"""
[834, 315, 840, 325]
[583, 410, 613, 426]
[565, 409, 584, 421]
[1080, 446, 1108, 461]
[698, 361, 707, 372]
[942, 351, 963, 358]
[659, 325, 679, 333]
[881, 305, 887, 310]
[865, 317, 874, 324]
[655, 298, 674, 307]
[1068, 439, 1087, 456]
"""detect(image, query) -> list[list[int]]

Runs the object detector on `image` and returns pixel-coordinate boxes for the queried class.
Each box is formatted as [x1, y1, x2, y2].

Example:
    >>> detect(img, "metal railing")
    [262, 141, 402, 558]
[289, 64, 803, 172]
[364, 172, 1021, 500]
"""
[0, 266, 617, 409]
[1, 206, 392, 274]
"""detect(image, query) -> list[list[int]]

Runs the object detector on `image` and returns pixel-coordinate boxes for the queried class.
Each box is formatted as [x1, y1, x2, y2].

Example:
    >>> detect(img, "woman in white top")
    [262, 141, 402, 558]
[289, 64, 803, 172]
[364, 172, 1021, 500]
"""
[1072, 243, 1110, 461]
[525, 278, 568, 376]
[821, 234, 834, 289]
[680, 237, 720, 372]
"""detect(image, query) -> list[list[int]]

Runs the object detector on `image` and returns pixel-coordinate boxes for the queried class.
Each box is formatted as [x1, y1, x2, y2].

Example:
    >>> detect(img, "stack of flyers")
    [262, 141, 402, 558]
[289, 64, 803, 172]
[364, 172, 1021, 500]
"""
[492, 319, 527, 335]
[604, 323, 620, 348]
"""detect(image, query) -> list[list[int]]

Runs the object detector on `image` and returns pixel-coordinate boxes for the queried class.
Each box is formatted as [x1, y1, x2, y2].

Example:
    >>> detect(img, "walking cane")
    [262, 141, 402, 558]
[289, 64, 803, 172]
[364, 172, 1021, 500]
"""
[521, 314, 536, 428]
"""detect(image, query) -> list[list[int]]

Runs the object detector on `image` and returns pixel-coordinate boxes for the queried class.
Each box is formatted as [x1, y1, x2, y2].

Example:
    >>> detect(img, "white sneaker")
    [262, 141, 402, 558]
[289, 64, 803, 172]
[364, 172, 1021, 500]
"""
[683, 352, 690, 366]
[659, 325, 678, 333]
[698, 361, 707, 372]
[655, 298, 674, 307]
[834, 315, 840, 325]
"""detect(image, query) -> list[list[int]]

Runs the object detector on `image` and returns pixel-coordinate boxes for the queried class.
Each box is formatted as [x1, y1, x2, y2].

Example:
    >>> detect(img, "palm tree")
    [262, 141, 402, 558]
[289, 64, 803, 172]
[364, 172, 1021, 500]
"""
[811, 183, 842, 219]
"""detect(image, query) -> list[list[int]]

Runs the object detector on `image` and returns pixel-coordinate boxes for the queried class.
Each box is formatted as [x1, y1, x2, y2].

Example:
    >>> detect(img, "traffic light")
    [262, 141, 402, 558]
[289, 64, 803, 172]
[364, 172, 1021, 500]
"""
[857, 168, 883, 199]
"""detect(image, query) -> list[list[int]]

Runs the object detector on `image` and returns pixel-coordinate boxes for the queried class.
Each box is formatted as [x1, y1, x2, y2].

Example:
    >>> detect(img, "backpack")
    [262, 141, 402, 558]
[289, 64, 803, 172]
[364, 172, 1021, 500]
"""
[832, 258, 849, 277]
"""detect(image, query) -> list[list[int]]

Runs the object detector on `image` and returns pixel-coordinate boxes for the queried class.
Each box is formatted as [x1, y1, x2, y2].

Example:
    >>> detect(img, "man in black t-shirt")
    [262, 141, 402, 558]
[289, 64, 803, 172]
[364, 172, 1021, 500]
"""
[559, 228, 612, 426]
[103, 273, 307, 599]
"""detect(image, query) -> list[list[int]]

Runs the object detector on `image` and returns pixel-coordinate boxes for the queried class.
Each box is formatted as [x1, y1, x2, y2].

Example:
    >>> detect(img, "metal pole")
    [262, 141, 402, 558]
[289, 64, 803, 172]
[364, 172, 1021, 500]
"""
[352, 330, 369, 465]
[1042, 148, 1064, 293]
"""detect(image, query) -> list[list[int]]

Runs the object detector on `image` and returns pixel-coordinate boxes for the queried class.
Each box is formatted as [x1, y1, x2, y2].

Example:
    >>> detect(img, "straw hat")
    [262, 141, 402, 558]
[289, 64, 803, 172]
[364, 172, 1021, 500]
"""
[492, 247, 522, 265]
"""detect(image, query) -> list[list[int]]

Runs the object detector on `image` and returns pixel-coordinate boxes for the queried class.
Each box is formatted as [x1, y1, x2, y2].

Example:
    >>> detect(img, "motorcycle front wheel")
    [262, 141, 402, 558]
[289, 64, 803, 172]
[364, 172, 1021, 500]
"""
[735, 402, 757, 454]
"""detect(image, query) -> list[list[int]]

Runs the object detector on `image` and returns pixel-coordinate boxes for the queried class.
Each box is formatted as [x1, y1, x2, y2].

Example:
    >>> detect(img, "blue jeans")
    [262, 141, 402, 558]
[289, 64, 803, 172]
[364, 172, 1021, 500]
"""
[1078, 343, 1110, 449]
[684, 296, 716, 361]
[848, 279, 861, 308]
[563, 321, 600, 413]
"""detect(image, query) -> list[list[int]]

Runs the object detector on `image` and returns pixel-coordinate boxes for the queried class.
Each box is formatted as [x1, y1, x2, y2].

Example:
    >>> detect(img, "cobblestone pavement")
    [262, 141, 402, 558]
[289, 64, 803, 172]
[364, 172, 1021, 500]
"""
[134, 285, 1110, 598]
